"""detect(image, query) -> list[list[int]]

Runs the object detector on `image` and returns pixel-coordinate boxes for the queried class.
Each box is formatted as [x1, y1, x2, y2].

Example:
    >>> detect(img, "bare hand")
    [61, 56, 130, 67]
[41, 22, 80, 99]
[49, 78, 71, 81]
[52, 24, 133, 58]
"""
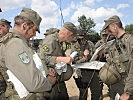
[48, 68, 56, 77]
[83, 49, 89, 61]
[64, 57, 74, 64]
[56, 56, 74, 64]
[119, 93, 130, 100]
[47, 68, 56, 85]
[98, 48, 104, 56]
[83, 49, 89, 56]
[47, 75, 56, 85]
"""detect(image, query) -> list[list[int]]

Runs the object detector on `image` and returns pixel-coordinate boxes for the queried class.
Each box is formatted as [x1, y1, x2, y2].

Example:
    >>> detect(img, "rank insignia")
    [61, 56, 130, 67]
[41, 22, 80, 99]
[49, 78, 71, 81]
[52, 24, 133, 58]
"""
[74, 45, 80, 50]
[18, 51, 30, 64]
[42, 45, 49, 52]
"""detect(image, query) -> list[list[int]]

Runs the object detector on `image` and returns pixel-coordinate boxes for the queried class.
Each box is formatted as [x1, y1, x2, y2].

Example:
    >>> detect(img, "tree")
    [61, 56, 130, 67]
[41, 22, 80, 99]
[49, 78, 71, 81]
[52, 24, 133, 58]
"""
[77, 15, 100, 43]
[125, 24, 133, 34]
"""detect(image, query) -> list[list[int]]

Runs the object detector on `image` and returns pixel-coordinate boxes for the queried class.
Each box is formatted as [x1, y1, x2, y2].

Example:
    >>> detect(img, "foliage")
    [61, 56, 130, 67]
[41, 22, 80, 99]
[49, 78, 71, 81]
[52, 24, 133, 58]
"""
[77, 15, 100, 43]
[125, 24, 133, 34]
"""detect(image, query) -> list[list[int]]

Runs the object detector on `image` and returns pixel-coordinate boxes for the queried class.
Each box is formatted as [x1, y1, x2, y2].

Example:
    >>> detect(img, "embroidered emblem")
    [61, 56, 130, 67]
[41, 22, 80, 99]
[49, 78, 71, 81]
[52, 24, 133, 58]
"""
[42, 45, 49, 52]
[18, 51, 30, 64]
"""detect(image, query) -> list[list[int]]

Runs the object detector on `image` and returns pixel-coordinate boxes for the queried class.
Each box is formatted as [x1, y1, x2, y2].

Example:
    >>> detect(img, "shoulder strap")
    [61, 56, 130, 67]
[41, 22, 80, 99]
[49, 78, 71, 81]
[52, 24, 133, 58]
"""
[0, 32, 13, 45]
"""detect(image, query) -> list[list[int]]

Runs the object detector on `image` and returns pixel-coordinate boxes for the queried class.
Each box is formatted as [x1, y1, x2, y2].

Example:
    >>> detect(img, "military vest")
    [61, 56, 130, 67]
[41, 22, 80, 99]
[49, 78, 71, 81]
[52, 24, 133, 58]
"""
[106, 33, 132, 74]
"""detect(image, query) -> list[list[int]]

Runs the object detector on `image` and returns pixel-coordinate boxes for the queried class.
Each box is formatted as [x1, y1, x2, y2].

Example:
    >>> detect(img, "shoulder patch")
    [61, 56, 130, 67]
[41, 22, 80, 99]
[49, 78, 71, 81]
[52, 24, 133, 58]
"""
[18, 51, 30, 64]
[42, 44, 49, 52]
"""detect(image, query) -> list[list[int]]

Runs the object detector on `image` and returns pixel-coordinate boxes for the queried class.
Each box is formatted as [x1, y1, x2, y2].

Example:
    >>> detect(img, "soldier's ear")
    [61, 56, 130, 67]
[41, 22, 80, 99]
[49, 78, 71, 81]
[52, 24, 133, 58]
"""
[22, 22, 28, 31]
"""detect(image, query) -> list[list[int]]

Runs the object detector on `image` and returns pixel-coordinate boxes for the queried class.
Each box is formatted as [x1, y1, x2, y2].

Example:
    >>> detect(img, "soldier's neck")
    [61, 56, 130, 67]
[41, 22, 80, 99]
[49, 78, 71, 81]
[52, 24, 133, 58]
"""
[117, 29, 125, 39]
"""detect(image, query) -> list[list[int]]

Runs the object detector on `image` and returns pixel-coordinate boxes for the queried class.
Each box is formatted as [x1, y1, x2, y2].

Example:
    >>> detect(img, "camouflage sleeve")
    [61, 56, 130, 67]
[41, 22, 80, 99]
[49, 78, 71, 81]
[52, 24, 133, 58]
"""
[124, 36, 133, 95]
[87, 40, 94, 56]
[39, 38, 57, 66]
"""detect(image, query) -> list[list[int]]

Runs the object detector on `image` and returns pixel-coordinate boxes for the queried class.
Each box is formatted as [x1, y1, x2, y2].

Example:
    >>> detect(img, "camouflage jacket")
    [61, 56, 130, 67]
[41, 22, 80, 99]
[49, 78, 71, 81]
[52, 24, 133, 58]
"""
[68, 39, 94, 63]
[39, 33, 63, 67]
[105, 32, 133, 95]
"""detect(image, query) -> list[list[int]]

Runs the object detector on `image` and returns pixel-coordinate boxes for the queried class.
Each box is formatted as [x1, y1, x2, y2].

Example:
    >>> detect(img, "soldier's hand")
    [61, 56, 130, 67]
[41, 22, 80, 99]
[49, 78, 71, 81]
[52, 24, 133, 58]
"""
[83, 49, 89, 56]
[47, 68, 56, 85]
[65, 57, 74, 64]
[98, 48, 105, 56]
[56, 57, 74, 64]
[47, 75, 56, 85]
[83, 49, 89, 61]
[119, 93, 130, 100]
[48, 68, 56, 77]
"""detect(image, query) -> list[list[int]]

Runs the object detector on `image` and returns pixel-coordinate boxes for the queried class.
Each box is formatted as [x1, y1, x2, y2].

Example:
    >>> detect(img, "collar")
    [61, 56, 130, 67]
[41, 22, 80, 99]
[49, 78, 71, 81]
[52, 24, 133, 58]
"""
[12, 29, 28, 44]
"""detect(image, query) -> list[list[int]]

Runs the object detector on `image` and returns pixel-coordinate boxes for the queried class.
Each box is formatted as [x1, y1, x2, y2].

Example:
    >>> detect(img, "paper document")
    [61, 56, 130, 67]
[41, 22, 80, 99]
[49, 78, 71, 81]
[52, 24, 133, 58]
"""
[73, 61, 106, 70]
[115, 93, 120, 100]
[7, 70, 29, 98]
[90, 39, 115, 61]
[33, 52, 47, 78]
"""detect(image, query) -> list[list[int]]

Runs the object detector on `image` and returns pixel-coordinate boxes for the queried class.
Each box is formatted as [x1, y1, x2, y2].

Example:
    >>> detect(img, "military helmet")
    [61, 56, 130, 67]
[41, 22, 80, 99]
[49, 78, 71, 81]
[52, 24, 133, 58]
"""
[44, 28, 59, 35]
[99, 63, 121, 85]
[60, 65, 73, 81]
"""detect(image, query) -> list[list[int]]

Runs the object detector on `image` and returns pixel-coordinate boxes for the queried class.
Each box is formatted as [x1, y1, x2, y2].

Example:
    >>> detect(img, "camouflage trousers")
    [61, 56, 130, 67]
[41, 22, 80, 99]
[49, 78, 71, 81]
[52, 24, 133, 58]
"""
[0, 93, 37, 100]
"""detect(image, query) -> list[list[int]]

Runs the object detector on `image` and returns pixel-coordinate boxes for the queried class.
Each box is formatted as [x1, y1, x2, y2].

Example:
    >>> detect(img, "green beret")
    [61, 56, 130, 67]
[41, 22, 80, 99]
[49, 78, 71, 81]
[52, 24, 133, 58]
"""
[102, 15, 121, 31]
[0, 19, 12, 28]
[19, 8, 42, 33]
[63, 22, 77, 34]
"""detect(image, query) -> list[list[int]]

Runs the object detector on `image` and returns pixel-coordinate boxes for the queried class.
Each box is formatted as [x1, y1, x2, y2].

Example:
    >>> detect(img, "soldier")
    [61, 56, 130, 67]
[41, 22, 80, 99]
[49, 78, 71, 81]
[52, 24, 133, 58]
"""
[0, 8, 56, 100]
[95, 31, 108, 48]
[71, 30, 102, 100]
[0, 19, 12, 38]
[95, 31, 108, 62]
[39, 22, 77, 100]
[100, 15, 133, 100]
[0, 19, 12, 99]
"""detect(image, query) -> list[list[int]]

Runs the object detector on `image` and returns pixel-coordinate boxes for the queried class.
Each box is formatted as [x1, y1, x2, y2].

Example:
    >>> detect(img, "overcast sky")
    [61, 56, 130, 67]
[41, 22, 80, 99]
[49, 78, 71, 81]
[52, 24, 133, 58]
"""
[0, 0, 133, 39]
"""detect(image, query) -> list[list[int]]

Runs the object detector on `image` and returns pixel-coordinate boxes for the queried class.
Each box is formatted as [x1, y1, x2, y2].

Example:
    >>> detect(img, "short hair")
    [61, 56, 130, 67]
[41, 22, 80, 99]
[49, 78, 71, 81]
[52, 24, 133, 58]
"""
[14, 15, 33, 26]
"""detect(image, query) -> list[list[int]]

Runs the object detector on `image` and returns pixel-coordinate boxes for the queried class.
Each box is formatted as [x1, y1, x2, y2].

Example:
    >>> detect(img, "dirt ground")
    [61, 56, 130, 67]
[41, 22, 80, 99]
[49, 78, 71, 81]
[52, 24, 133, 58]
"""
[65, 75, 110, 100]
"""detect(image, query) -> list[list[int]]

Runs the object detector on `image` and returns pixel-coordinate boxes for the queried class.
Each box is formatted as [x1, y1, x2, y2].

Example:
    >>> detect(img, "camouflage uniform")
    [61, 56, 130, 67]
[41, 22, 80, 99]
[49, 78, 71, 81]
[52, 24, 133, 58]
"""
[71, 37, 103, 100]
[39, 33, 69, 100]
[0, 8, 52, 100]
[101, 15, 133, 99]
[0, 19, 12, 99]
[95, 32, 107, 62]
[39, 22, 77, 100]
